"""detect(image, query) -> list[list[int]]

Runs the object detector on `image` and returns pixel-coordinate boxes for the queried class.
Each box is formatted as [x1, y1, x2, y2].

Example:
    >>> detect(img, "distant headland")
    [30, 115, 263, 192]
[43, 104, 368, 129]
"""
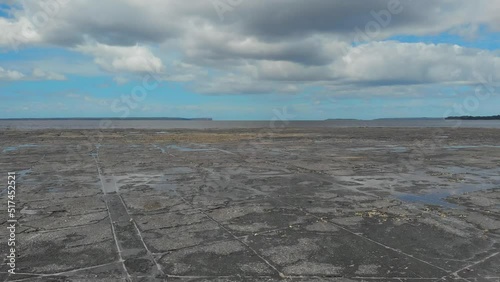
[446, 115, 500, 120]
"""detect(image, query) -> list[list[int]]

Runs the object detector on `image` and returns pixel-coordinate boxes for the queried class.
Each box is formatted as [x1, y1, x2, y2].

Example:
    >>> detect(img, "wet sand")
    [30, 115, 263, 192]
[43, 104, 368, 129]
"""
[1, 127, 499, 281]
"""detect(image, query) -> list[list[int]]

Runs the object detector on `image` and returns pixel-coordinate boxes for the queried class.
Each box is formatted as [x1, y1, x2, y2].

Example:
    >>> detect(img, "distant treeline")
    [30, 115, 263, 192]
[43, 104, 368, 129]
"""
[446, 115, 500, 120]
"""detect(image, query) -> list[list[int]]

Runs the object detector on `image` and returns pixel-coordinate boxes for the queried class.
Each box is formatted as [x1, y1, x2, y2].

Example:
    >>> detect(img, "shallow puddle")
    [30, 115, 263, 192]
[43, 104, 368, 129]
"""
[100, 176, 119, 193]
[167, 145, 211, 152]
[349, 146, 408, 153]
[18, 168, 32, 179]
[397, 182, 498, 208]
[445, 145, 500, 150]
[2, 144, 39, 153]
[154, 144, 217, 153]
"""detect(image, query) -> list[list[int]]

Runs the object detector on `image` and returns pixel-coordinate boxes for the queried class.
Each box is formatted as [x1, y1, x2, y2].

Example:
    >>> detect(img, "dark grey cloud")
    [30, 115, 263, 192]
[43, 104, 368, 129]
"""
[230, 0, 398, 38]
[26, 0, 178, 46]
[216, 0, 477, 41]
[11, 0, 495, 47]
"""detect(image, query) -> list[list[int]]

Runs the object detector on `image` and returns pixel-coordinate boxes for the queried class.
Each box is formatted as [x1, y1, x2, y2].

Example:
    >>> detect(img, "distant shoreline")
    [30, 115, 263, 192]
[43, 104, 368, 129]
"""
[0, 117, 213, 121]
[0, 117, 444, 121]
[0, 116, 498, 122]
[1, 119, 500, 130]
[446, 115, 500, 120]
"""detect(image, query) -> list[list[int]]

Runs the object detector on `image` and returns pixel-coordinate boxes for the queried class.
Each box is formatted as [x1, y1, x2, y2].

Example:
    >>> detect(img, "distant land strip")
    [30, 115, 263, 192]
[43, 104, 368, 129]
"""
[446, 115, 500, 120]
[0, 117, 213, 121]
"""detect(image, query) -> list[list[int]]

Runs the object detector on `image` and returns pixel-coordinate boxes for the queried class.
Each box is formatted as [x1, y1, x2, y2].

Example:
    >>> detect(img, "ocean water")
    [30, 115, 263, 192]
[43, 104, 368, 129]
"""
[0, 119, 499, 129]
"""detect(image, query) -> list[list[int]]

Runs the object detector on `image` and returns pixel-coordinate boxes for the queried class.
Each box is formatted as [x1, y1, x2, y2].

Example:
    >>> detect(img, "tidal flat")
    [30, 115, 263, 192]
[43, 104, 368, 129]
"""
[0, 127, 499, 281]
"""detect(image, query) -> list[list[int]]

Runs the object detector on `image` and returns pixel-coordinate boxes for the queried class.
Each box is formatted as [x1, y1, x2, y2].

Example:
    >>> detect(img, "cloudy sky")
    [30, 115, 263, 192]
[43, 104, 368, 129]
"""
[0, 0, 499, 120]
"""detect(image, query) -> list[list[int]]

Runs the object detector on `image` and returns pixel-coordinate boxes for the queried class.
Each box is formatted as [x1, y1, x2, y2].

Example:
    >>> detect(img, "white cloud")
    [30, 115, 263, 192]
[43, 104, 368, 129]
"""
[197, 42, 499, 94]
[113, 76, 129, 85]
[76, 43, 164, 74]
[0, 0, 499, 96]
[0, 67, 24, 80]
[0, 17, 42, 49]
[333, 42, 500, 85]
[33, 68, 66, 80]
[0, 66, 69, 81]
[83, 95, 110, 106]
[193, 73, 302, 95]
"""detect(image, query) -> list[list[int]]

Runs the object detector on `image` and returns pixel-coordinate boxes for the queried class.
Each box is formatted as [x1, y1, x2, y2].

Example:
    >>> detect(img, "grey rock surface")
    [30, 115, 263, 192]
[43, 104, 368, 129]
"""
[0, 128, 499, 281]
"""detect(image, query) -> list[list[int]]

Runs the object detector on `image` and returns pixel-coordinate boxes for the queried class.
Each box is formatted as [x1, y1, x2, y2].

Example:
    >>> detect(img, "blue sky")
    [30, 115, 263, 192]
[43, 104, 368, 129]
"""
[0, 1, 499, 120]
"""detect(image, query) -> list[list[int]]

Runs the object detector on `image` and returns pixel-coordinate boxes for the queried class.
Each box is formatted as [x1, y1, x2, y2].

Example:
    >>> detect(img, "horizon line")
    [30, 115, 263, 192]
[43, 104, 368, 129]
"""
[0, 117, 448, 121]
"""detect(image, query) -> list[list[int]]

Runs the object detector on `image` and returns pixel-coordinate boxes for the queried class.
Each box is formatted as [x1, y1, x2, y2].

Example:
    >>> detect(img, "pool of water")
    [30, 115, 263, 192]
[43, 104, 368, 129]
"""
[349, 146, 408, 153]
[396, 167, 500, 208]
[2, 144, 39, 153]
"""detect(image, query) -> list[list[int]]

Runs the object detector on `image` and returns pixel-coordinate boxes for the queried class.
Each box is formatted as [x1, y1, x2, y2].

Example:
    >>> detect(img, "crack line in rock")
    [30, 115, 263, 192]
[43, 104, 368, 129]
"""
[177, 195, 286, 279]
[272, 197, 451, 275]
[436, 251, 500, 281]
[92, 147, 132, 282]
[118, 193, 166, 278]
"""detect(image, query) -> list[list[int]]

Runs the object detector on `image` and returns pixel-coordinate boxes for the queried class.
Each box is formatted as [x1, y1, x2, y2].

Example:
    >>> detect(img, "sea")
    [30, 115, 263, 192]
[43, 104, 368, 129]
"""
[0, 119, 499, 129]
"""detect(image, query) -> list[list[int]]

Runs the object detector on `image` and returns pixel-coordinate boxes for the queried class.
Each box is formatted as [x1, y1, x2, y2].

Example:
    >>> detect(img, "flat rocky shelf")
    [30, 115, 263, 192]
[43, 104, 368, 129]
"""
[1, 127, 499, 281]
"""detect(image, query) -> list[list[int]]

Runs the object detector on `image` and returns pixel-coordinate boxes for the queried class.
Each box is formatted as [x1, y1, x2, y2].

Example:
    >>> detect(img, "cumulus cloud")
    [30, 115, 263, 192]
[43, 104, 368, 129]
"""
[0, 67, 24, 80]
[0, 66, 68, 81]
[113, 76, 129, 85]
[0, 17, 42, 49]
[196, 42, 500, 93]
[76, 43, 164, 73]
[193, 73, 301, 95]
[6, 0, 498, 46]
[0, 0, 499, 94]
[32, 68, 66, 80]
[334, 42, 500, 85]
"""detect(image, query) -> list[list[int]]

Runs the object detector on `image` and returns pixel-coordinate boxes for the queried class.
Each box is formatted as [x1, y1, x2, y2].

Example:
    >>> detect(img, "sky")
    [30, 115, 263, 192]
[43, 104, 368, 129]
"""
[0, 0, 499, 120]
